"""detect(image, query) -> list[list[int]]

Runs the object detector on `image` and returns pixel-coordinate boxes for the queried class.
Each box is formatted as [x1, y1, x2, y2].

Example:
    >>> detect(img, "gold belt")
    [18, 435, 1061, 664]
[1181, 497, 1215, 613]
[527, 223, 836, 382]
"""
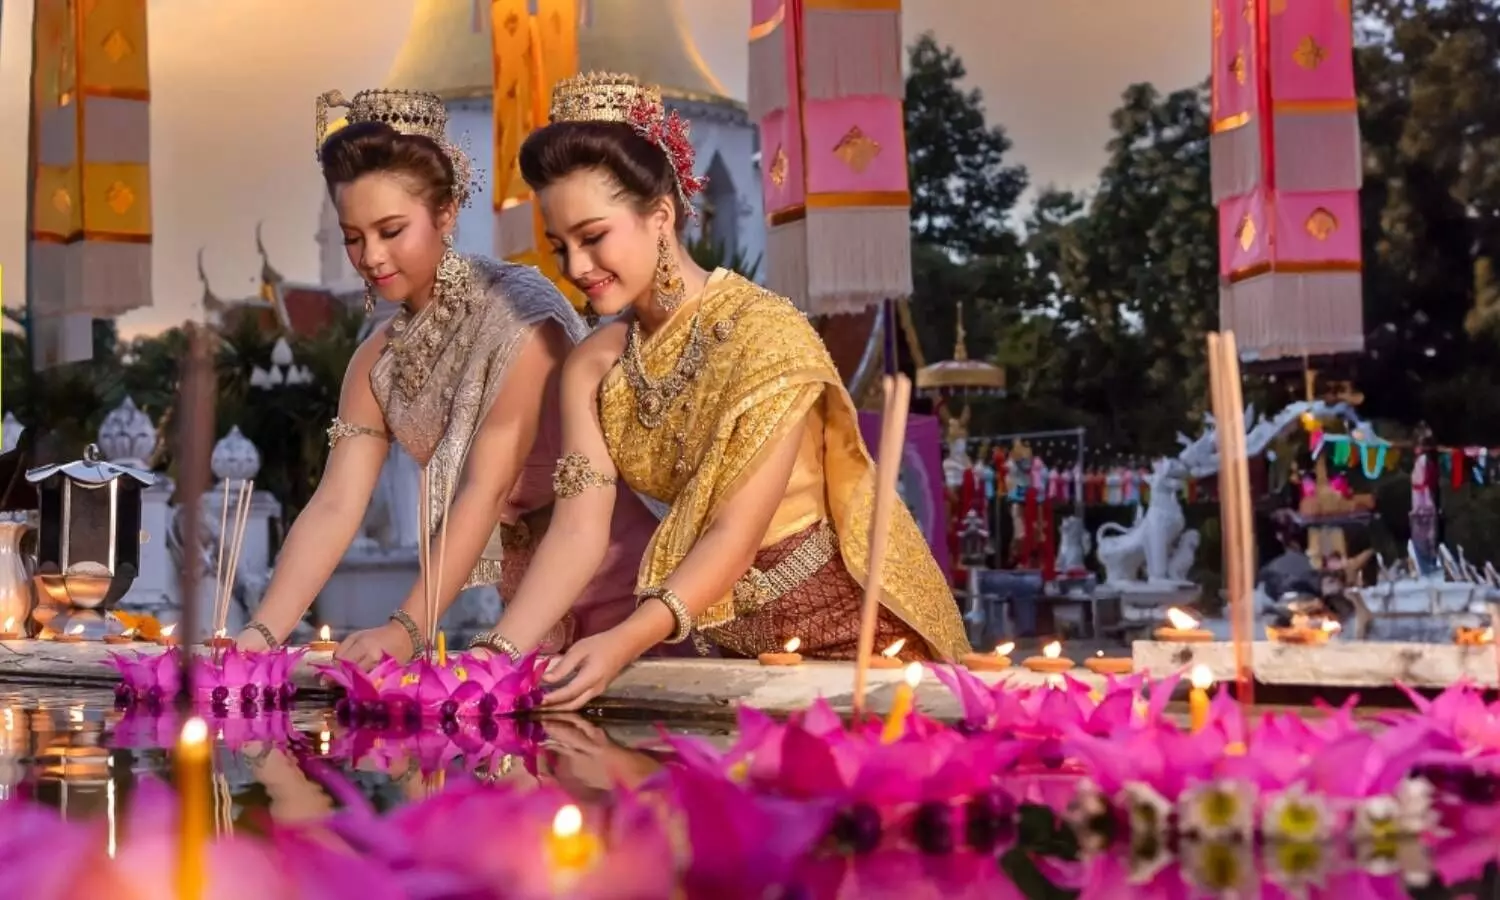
[712, 521, 839, 626]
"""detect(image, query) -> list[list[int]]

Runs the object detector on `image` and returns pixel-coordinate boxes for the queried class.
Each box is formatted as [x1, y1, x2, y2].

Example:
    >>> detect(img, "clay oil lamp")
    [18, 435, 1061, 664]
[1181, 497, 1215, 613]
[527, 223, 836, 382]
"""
[867, 638, 906, 670]
[102, 628, 137, 646]
[52, 623, 86, 644]
[308, 625, 338, 653]
[0, 617, 21, 641]
[1084, 650, 1134, 676]
[758, 637, 803, 667]
[204, 627, 234, 651]
[1267, 614, 1339, 646]
[1022, 640, 1074, 674]
[1455, 626, 1494, 647]
[962, 641, 1015, 672]
[1154, 607, 1214, 643]
[154, 623, 179, 647]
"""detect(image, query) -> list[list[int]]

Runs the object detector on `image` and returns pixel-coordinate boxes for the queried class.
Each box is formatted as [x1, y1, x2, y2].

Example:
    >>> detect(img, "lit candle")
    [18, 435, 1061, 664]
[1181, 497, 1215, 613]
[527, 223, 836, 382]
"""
[0, 617, 19, 641]
[1022, 640, 1074, 674]
[103, 628, 137, 646]
[176, 716, 211, 900]
[308, 625, 337, 653]
[758, 636, 803, 666]
[436, 631, 448, 666]
[156, 623, 179, 646]
[962, 641, 1015, 672]
[547, 803, 600, 881]
[880, 662, 923, 743]
[1153, 607, 1214, 643]
[1084, 649, 1134, 676]
[867, 638, 906, 669]
[1188, 664, 1213, 733]
[53, 623, 86, 643]
[204, 627, 232, 650]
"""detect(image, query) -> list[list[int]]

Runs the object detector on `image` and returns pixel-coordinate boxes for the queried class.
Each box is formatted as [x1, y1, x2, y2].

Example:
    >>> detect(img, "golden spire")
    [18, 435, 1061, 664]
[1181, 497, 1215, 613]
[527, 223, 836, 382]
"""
[385, 0, 733, 105]
[953, 301, 969, 362]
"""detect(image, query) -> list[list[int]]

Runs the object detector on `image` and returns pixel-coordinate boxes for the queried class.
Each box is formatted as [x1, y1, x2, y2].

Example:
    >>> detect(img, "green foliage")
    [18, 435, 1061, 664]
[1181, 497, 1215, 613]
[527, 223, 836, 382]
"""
[685, 231, 762, 282]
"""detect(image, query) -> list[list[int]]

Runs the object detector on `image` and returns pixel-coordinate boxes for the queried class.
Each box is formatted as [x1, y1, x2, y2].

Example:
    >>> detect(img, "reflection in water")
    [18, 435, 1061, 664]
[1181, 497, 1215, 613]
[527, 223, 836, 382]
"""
[0, 683, 730, 831]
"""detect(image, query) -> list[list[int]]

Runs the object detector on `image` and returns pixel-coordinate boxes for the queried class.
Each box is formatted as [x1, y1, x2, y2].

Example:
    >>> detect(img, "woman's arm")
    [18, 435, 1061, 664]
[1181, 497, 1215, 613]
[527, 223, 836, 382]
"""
[540, 412, 809, 709]
[369, 320, 572, 650]
[240, 337, 391, 644]
[482, 332, 622, 652]
[613, 417, 808, 655]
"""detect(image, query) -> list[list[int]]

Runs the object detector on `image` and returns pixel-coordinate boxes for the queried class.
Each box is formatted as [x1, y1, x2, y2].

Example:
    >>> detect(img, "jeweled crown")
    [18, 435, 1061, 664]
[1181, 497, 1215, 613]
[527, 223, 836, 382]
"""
[315, 88, 480, 207]
[547, 72, 706, 215]
[548, 72, 661, 125]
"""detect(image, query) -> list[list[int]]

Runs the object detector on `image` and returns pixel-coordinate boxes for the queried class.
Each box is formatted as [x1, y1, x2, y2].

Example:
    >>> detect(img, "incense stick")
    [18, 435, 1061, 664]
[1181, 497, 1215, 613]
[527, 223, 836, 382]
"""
[852, 374, 913, 718]
[431, 475, 457, 661]
[212, 478, 230, 625]
[218, 479, 254, 638]
[1207, 332, 1255, 709]
[417, 467, 433, 660]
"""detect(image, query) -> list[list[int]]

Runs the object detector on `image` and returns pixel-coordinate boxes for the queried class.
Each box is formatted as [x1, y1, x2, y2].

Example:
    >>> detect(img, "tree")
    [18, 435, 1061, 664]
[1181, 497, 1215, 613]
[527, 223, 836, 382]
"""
[1353, 0, 1500, 442]
[903, 32, 1029, 260]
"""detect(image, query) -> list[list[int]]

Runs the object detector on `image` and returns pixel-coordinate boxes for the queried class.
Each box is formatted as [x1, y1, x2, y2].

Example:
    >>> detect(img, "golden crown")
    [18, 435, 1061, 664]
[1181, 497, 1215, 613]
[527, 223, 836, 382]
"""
[548, 72, 662, 125]
[315, 88, 479, 207]
[546, 72, 706, 214]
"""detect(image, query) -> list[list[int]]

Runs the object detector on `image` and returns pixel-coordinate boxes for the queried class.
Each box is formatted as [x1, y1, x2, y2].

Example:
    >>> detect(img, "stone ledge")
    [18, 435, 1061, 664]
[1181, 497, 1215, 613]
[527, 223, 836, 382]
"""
[1132, 639, 1499, 688]
[0, 639, 1110, 720]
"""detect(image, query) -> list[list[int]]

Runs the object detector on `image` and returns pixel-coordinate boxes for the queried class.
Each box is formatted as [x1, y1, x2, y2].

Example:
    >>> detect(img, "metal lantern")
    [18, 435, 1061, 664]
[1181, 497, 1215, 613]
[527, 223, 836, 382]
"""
[25, 443, 156, 612]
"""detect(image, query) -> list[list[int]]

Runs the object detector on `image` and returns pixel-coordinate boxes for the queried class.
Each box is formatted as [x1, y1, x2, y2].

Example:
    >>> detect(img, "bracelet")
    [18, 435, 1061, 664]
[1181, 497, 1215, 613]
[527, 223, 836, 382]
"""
[388, 610, 427, 658]
[466, 631, 522, 662]
[637, 587, 693, 644]
[244, 621, 279, 649]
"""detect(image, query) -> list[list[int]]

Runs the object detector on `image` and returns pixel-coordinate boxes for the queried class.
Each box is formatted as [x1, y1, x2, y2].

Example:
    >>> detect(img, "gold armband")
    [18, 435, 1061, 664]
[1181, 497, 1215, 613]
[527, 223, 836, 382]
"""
[637, 586, 694, 644]
[327, 417, 390, 450]
[553, 452, 617, 499]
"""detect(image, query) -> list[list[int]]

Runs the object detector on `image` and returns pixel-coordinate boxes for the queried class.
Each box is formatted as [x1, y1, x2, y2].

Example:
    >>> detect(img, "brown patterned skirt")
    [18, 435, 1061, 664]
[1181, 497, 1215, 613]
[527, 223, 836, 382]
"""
[705, 521, 933, 661]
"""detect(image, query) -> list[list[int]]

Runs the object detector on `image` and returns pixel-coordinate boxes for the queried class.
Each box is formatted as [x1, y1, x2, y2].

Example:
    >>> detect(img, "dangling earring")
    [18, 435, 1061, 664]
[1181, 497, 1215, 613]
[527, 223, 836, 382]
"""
[583, 301, 600, 328]
[363, 281, 375, 316]
[443, 233, 455, 250]
[652, 231, 685, 313]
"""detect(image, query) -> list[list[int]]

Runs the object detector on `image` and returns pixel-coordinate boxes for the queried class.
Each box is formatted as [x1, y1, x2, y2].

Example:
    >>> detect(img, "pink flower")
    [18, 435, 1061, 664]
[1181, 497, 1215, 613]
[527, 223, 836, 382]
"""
[319, 651, 547, 724]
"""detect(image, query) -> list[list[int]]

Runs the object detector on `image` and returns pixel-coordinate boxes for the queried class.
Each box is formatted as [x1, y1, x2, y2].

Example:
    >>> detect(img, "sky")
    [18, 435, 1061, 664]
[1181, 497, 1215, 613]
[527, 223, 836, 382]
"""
[0, 0, 1208, 336]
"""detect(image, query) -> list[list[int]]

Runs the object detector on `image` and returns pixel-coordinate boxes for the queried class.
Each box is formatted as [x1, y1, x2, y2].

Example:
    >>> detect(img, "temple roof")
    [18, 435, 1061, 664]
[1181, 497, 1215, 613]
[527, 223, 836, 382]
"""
[385, 0, 733, 105]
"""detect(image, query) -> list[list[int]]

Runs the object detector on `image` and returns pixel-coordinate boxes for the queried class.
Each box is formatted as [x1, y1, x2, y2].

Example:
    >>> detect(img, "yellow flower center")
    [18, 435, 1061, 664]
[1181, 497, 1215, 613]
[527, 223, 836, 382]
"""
[1201, 789, 1241, 828]
[452, 666, 468, 681]
[400, 673, 420, 687]
[1276, 800, 1322, 841]
[1274, 840, 1321, 876]
[1197, 841, 1241, 889]
[728, 760, 749, 782]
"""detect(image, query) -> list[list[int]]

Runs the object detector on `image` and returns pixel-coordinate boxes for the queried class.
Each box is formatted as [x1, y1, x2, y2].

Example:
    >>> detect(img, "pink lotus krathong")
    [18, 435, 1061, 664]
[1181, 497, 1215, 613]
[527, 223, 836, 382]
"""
[325, 717, 546, 779]
[318, 651, 547, 725]
[105, 648, 305, 712]
[111, 709, 296, 754]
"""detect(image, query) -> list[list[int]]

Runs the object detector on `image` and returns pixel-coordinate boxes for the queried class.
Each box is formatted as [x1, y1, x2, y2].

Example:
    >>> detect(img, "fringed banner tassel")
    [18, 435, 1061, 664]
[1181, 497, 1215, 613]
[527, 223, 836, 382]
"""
[754, 0, 913, 317]
[28, 0, 153, 368]
[1212, 0, 1364, 362]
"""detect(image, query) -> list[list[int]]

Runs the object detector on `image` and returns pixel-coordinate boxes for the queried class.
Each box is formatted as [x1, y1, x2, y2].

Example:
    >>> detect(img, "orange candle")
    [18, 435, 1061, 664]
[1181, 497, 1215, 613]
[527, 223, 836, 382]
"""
[547, 803, 600, 889]
[176, 717, 211, 900]
[1188, 664, 1213, 733]
[880, 663, 923, 743]
[759, 637, 803, 666]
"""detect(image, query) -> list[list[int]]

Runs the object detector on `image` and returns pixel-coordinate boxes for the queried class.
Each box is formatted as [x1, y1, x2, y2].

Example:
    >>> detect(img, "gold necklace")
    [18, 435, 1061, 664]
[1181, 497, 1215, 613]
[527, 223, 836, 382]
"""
[621, 311, 707, 428]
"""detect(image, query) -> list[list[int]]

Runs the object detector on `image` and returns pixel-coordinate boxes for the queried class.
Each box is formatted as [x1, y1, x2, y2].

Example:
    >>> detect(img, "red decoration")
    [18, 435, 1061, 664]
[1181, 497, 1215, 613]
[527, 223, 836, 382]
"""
[626, 95, 707, 212]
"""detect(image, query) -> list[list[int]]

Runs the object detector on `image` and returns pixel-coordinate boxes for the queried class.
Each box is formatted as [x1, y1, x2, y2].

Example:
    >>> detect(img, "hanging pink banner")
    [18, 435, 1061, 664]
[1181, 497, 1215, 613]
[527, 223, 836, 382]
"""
[760, 108, 807, 215]
[1211, 0, 1258, 133]
[1268, 0, 1355, 106]
[802, 96, 909, 195]
[858, 412, 951, 580]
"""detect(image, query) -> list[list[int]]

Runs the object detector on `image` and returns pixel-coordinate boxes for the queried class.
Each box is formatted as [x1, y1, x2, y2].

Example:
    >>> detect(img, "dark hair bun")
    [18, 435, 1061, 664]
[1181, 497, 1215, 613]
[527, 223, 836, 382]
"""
[519, 121, 684, 227]
[320, 120, 456, 211]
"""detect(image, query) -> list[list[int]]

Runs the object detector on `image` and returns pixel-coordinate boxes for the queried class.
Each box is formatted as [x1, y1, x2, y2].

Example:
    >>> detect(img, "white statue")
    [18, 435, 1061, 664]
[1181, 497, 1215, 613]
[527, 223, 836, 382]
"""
[1095, 457, 1191, 585]
[1055, 515, 1092, 572]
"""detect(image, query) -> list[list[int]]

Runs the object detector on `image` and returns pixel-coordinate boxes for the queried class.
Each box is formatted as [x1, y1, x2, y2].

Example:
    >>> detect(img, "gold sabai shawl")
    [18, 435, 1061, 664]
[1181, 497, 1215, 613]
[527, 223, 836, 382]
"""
[599, 272, 971, 660]
[370, 255, 589, 589]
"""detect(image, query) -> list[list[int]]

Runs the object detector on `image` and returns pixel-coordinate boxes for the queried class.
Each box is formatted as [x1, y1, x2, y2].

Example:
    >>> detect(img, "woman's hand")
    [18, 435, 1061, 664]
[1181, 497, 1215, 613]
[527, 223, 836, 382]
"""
[539, 630, 642, 711]
[235, 628, 271, 652]
[334, 621, 417, 670]
[537, 714, 661, 795]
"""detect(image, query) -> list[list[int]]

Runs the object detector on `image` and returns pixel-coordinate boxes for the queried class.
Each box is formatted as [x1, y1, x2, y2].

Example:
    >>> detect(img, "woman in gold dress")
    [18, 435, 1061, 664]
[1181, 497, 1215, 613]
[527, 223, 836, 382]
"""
[467, 74, 970, 709]
[235, 88, 659, 663]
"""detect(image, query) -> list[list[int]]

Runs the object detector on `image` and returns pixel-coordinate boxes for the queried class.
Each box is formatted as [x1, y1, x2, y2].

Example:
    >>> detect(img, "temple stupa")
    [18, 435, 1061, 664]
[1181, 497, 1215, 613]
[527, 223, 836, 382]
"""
[380, 0, 764, 268]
